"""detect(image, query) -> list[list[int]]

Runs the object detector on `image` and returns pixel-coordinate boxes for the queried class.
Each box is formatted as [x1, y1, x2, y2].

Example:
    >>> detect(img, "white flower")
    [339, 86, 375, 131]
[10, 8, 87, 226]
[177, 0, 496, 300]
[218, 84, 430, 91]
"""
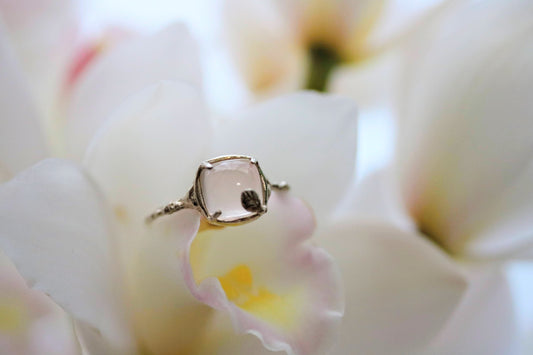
[318, 0, 533, 353]
[0, 16, 358, 354]
[223, 0, 448, 104]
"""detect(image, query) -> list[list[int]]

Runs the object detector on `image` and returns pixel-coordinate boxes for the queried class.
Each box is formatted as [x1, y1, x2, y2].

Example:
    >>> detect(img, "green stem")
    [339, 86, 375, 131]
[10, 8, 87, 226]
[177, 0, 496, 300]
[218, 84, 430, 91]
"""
[304, 44, 341, 92]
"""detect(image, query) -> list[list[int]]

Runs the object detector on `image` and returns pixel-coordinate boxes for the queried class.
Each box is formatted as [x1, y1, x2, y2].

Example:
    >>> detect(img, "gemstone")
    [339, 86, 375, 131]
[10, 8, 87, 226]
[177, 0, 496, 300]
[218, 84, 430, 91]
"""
[200, 158, 264, 222]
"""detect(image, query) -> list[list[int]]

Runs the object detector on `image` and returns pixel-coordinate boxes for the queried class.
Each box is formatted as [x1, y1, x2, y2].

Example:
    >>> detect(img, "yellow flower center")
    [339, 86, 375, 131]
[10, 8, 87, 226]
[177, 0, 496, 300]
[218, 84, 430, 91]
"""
[190, 227, 303, 330]
[217, 264, 300, 329]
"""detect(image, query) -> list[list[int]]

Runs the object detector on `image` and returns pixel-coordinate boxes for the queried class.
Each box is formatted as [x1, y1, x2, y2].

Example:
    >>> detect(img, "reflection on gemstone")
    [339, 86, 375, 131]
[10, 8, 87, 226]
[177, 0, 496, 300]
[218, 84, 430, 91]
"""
[200, 158, 264, 222]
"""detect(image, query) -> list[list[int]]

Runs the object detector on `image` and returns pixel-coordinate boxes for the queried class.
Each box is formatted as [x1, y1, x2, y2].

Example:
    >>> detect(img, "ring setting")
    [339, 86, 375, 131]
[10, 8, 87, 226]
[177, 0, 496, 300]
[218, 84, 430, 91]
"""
[146, 155, 289, 226]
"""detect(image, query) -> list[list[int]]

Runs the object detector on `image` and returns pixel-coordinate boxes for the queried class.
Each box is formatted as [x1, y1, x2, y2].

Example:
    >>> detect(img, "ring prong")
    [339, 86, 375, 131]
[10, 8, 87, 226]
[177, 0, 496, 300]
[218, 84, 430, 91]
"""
[212, 210, 222, 219]
[201, 162, 213, 169]
[271, 181, 289, 191]
[250, 157, 258, 165]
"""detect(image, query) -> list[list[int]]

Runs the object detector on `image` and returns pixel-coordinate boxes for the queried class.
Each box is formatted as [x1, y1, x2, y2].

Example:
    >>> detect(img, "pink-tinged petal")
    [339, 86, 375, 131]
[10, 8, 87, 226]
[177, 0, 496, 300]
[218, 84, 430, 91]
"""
[65, 22, 202, 159]
[0, 159, 136, 354]
[84, 81, 214, 353]
[396, 0, 533, 258]
[0, 251, 81, 355]
[181, 191, 343, 355]
[426, 267, 518, 354]
[0, 20, 47, 177]
[64, 27, 134, 92]
[212, 92, 357, 225]
[224, 0, 306, 96]
[317, 220, 467, 353]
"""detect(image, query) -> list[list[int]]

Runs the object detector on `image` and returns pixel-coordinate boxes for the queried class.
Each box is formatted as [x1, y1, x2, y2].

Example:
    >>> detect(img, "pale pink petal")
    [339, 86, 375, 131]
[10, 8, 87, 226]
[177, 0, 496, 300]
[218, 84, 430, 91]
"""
[64, 27, 135, 91]
[181, 191, 343, 355]
[65, 23, 202, 159]
[396, 0, 533, 258]
[212, 92, 358, 224]
[317, 220, 467, 353]
[0, 159, 135, 354]
[0, 20, 47, 177]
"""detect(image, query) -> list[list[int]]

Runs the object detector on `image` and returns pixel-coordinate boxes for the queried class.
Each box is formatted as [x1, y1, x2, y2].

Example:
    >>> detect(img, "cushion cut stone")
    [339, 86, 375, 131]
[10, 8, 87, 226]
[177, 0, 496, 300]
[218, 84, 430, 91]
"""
[200, 158, 264, 222]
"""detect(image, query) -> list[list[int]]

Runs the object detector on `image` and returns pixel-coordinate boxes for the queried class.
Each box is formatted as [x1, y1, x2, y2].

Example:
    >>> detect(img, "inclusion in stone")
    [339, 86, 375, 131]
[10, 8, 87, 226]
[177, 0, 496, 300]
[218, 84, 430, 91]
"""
[200, 158, 265, 222]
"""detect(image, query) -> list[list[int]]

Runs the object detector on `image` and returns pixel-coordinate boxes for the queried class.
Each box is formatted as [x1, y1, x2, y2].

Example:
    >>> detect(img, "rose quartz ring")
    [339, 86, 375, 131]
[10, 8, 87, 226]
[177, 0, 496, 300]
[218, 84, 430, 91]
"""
[146, 155, 289, 226]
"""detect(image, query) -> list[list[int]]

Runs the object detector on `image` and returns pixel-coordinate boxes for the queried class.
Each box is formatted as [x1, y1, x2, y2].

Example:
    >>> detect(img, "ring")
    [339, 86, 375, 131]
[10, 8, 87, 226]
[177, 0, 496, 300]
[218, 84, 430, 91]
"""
[146, 155, 289, 226]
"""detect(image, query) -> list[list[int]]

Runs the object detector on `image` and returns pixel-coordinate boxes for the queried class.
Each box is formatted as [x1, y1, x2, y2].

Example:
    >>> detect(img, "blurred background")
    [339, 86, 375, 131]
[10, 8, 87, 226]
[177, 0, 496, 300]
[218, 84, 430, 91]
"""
[78, 0, 410, 181]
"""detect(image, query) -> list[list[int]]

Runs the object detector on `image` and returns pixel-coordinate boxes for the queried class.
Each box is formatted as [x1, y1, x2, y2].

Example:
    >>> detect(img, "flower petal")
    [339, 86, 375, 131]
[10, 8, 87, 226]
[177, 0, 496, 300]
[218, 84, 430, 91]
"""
[84, 80, 210, 229]
[364, 0, 450, 50]
[84, 81, 213, 353]
[193, 312, 283, 355]
[317, 219, 467, 353]
[212, 92, 358, 224]
[0, 0, 77, 108]
[117, 210, 215, 354]
[0, 251, 81, 355]
[182, 191, 343, 355]
[396, 0, 533, 258]
[328, 50, 400, 108]
[340, 168, 413, 230]
[0, 159, 135, 354]
[0, 19, 47, 177]
[426, 267, 518, 354]
[65, 22, 202, 159]
[223, 0, 306, 96]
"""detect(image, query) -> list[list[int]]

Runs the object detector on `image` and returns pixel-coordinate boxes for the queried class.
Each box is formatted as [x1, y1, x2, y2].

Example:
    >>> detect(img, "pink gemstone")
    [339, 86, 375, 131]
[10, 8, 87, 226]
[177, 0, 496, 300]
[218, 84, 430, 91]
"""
[200, 158, 264, 222]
